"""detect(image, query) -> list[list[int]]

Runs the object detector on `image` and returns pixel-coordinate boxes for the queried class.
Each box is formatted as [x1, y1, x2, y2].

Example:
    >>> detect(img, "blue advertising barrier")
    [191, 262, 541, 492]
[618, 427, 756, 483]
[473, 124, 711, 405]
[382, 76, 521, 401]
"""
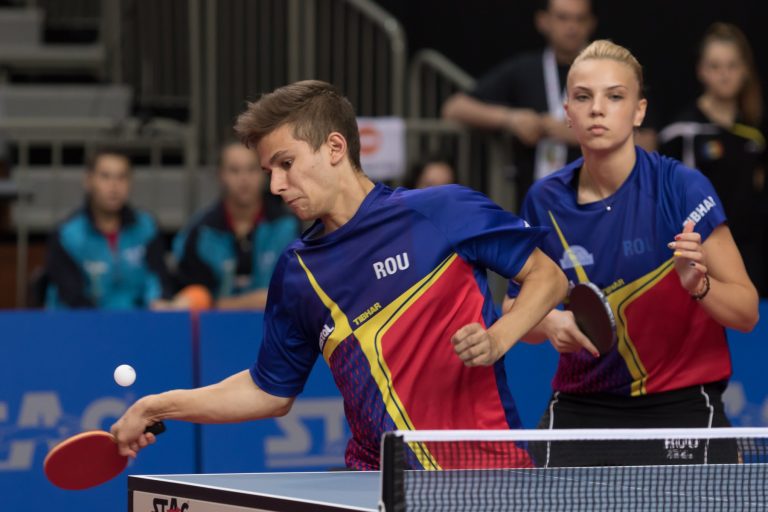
[724, 306, 768, 426]
[198, 312, 349, 473]
[505, 341, 559, 428]
[0, 311, 196, 511]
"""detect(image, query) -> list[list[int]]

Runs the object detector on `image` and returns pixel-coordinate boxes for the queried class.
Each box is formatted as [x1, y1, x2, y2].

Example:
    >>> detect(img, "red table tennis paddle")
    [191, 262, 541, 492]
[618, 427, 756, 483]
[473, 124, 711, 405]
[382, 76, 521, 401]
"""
[565, 282, 617, 356]
[44, 422, 165, 490]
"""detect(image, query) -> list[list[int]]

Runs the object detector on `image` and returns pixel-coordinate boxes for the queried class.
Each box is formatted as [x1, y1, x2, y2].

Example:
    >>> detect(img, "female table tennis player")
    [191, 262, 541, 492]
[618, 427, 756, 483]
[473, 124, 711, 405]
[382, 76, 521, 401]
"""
[503, 40, 758, 467]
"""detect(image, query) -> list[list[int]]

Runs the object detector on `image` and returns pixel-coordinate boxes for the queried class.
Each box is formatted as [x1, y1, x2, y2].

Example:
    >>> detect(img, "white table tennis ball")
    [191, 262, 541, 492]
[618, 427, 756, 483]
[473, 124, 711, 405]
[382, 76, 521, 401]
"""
[114, 364, 136, 387]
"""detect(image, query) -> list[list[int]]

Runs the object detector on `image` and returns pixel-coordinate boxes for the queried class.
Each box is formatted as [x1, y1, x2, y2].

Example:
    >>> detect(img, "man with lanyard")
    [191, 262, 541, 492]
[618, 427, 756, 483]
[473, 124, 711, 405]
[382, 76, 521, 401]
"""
[171, 142, 299, 309]
[44, 148, 173, 308]
[442, 0, 595, 208]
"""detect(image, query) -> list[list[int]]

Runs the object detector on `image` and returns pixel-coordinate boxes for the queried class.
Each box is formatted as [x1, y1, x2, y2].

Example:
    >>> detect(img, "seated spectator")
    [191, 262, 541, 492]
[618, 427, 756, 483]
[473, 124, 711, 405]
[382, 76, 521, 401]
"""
[406, 155, 458, 189]
[170, 142, 299, 310]
[659, 22, 766, 295]
[44, 148, 173, 308]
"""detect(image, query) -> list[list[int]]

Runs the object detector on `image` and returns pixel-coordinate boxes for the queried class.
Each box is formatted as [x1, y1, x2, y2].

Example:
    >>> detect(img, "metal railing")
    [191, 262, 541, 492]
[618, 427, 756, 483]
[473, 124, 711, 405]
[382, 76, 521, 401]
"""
[26, 0, 100, 31]
[406, 47, 517, 212]
[4, 1, 526, 306]
[198, 0, 407, 164]
[19, 0, 408, 168]
[408, 48, 475, 118]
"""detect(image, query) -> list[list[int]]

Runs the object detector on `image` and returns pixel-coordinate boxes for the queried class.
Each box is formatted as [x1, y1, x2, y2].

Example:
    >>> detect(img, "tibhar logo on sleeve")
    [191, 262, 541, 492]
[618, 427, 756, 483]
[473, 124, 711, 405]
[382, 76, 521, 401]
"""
[684, 196, 717, 226]
[372, 252, 410, 280]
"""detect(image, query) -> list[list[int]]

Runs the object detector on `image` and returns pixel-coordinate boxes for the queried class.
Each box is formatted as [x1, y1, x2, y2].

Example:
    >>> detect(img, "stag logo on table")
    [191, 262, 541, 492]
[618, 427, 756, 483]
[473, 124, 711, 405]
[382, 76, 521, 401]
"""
[152, 497, 190, 512]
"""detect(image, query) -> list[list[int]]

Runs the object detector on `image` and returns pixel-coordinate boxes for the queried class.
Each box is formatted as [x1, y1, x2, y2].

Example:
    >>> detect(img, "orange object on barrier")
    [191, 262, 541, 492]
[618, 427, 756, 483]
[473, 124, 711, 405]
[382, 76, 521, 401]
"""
[177, 285, 213, 311]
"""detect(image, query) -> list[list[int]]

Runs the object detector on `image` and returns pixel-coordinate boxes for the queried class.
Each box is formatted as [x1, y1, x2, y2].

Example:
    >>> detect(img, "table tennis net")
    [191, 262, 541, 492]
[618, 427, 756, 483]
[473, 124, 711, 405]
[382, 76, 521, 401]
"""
[379, 427, 768, 511]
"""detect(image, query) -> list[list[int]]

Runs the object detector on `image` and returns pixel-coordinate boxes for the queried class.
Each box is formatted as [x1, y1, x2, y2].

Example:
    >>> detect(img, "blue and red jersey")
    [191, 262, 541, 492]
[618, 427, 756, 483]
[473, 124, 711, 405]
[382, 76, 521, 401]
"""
[511, 147, 730, 397]
[251, 183, 546, 469]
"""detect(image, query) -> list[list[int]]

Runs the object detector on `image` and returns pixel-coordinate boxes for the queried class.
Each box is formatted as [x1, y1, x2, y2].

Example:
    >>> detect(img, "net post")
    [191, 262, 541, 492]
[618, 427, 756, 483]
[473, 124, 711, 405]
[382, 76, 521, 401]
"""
[379, 431, 406, 512]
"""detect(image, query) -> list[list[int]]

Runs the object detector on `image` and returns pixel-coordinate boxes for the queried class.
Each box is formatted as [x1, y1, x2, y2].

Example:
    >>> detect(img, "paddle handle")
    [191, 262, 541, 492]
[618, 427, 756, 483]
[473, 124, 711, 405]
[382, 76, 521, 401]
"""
[145, 422, 166, 436]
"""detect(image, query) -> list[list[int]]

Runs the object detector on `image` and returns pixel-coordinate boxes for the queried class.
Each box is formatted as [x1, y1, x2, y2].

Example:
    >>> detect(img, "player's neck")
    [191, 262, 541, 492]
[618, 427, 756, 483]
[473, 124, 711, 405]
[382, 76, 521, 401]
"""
[320, 170, 375, 235]
[91, 207, 121, 234]
[580, 140, 636, 196]
[226, 197, 262, 222]
[226, 197, 263, 238]
[698, 94, 738, 128]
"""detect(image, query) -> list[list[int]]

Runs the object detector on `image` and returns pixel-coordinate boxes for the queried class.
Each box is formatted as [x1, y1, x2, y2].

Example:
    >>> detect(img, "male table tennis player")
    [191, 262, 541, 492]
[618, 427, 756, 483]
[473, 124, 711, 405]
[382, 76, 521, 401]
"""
[111, 80, 568, 470]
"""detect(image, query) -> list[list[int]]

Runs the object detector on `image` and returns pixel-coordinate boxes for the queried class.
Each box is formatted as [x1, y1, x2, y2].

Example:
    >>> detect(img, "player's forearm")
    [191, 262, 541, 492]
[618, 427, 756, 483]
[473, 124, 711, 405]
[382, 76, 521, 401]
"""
[500, 296, 555, 343]
[215, 289, 269, 310]
[490, 257, 568, 352]
[695, 277, 758, 333]
[136, 370, 292, 424]
[442, 93, 514, 131]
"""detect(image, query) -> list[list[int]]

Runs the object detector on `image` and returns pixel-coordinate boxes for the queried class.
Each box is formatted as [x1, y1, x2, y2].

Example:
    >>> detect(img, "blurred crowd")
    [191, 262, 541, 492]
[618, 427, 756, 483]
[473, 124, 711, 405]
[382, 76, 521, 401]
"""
[33, 0, 768, 309]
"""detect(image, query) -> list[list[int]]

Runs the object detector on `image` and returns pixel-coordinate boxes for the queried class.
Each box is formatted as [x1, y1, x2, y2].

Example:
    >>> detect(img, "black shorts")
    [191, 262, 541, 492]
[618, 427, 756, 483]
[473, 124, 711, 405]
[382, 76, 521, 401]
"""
[530, 381, 739, 467]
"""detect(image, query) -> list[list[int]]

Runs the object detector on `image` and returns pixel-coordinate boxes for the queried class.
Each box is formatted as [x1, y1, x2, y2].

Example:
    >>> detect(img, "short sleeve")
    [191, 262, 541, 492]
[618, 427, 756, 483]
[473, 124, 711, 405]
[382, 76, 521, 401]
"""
[406, 185, 549, 280]
[250, 251, 319, 397]
[669, 160, 727, 242]
[506, 189, 545, 298]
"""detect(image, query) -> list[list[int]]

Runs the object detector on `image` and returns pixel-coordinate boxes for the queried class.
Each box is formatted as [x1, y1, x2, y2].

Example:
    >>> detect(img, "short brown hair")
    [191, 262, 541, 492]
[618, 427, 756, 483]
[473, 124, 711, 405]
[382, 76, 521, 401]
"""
[86, 147, 132, 173]
[234, 80, 362, 170]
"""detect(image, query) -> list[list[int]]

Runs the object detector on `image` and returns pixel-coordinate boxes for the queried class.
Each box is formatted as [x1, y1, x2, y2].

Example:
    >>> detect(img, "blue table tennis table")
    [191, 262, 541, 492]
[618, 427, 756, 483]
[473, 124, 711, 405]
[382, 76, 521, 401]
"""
[129, 464, 768, 511]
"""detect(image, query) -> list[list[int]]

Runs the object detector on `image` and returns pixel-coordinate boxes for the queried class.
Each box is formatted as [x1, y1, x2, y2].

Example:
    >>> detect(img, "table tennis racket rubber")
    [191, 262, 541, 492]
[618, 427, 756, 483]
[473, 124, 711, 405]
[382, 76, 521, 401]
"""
[44, 421, 165, 490]
[565, 282, 617, 356]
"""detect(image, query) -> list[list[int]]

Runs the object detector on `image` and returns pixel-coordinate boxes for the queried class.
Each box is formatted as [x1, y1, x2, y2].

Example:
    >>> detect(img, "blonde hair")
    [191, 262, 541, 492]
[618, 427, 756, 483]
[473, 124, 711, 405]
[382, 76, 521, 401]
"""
[700, 22, 762, 126]
[569, 40, 644, 98]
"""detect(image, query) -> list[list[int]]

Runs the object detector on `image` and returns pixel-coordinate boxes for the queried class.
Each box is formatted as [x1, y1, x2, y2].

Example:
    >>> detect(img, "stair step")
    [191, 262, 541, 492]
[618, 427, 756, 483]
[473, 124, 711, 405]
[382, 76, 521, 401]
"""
[0, 85, 130, 120]
[0, 44, 104, 74]
[0, 8, 43, 46]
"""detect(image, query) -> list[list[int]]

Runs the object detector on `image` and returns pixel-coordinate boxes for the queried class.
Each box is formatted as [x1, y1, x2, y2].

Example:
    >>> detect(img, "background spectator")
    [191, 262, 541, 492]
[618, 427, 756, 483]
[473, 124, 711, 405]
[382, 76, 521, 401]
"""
[441, 0, 596, 208]
[406, 154, 458, 189]
[169, 142, 299, 310]
[659, 22, 766, 295]
[44, 148, 173, 308]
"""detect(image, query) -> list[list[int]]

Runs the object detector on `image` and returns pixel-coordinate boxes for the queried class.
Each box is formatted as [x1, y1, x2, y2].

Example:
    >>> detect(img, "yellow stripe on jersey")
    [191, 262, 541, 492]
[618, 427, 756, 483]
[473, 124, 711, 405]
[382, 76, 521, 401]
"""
[607, 259, 675, 396]
[352, 253, 459, 470]
[548, 210, 589, 284]
[297, 250, 459, 470]
[295, 252, 353, 363]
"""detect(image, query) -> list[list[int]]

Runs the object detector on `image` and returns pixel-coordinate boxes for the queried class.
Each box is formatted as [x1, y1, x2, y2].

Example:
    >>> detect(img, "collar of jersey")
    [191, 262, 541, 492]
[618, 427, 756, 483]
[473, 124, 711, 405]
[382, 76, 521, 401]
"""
[300, 182, 386, 246]
[566, 146, 644, 212]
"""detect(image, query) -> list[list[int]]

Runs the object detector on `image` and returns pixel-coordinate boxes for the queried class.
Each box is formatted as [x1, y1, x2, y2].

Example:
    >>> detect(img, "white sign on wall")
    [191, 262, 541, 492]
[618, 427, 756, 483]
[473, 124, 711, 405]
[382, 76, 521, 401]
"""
[357, 117, 406, 180]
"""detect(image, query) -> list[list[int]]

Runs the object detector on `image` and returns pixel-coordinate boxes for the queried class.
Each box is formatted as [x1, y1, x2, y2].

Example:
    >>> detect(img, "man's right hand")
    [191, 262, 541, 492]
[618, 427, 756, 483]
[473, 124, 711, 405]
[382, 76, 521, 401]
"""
[110, 398, 159, 458]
